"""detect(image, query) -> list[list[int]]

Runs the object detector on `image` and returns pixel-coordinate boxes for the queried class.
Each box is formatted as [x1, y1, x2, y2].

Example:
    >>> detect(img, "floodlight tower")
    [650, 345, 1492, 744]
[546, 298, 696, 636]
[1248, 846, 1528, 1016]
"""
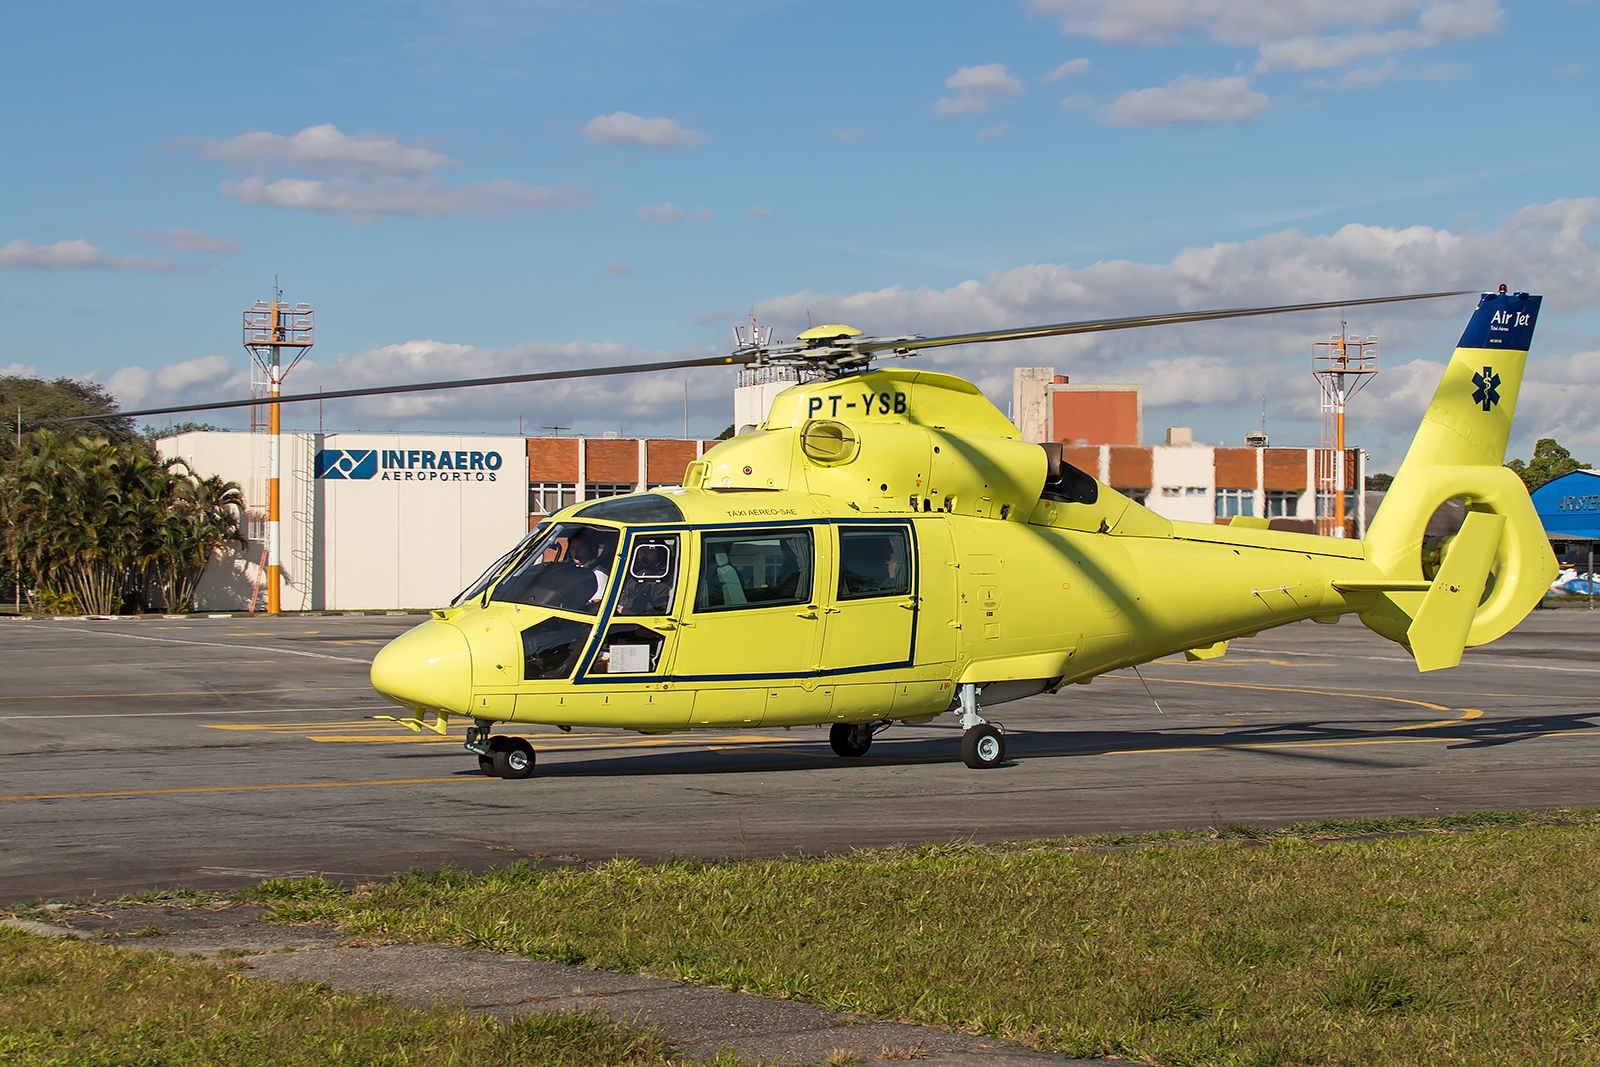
[1312, 323, 1378, 537]
[244, 287, 314, 614]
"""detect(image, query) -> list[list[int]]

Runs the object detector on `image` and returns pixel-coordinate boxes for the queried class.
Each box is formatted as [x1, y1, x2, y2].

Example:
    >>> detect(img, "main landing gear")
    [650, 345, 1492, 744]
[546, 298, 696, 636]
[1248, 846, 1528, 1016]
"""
[829, 720, 892, 758]
[467, 720, 536, 780]
[957, 683, 1005, 769]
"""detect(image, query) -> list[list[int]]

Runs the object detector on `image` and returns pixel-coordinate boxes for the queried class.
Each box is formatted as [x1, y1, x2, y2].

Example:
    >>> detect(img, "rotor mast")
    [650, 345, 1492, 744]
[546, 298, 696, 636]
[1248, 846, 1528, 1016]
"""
[244, 286, 314, 614]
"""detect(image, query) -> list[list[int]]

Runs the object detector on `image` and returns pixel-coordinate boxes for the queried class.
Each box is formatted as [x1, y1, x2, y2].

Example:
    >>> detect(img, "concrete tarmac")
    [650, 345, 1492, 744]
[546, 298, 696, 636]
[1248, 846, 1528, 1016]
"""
[2, 610, 1598, 904]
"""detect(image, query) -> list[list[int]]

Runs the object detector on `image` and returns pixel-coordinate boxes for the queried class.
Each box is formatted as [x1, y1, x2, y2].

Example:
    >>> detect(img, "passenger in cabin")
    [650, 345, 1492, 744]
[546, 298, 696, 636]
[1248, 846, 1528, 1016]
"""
[838, 532, 909, 598]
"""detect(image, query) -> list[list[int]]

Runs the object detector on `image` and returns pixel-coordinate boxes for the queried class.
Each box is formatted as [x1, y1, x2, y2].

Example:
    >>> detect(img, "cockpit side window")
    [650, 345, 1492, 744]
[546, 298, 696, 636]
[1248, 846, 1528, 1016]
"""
[837, 526, 912, 600]
[694, 528, 813, 612]
[491, 522, 619, 615]
[615, 535, 679, 617]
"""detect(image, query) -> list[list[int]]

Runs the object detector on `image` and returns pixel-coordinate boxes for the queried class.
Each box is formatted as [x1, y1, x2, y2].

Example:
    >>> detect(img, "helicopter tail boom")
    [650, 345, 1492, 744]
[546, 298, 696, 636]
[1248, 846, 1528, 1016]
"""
[1358, 290, 1556, 668]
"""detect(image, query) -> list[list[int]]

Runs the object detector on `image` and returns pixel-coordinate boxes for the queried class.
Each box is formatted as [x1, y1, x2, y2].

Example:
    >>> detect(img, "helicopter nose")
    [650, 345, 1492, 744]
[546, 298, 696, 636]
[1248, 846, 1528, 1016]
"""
[370, 619, 474, 715]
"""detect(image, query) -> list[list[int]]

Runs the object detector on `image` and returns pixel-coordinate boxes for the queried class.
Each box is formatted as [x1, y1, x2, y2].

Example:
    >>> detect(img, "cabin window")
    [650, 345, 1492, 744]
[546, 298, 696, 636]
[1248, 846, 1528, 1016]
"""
[836, 526, 912, 600]
[492, 522, 619, 615]
[694, 528, 813, 612]
[521, 617, 593, 680]
[587, 623, 666, 675]
[615, 535, 679, 616]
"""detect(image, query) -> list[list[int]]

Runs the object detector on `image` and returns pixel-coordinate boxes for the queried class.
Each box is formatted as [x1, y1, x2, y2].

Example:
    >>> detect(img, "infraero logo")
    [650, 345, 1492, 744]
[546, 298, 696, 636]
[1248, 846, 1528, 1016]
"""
[314, 449, 378, 480]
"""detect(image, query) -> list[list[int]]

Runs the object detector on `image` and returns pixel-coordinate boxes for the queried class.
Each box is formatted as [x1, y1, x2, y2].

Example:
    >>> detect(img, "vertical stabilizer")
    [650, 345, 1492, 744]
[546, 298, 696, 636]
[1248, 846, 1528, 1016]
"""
[1361, 291, 1557, 659]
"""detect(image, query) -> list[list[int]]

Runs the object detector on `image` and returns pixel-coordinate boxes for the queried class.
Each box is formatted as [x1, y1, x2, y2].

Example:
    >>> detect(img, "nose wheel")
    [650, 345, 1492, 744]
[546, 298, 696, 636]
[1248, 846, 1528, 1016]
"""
[468, 721, 537, 779]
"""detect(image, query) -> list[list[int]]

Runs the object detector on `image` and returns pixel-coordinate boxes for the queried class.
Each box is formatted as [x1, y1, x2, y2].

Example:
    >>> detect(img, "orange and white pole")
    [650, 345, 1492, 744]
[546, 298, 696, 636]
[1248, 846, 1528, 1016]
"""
[267, 300, 282, 614]
[1333, 395, 1346, 537]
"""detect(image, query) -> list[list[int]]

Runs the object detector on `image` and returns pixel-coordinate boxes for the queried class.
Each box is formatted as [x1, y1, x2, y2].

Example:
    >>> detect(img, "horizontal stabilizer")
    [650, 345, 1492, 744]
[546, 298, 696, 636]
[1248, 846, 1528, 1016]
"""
[1407, 511, 1506, 672]
[1184, 640, 1228, 661]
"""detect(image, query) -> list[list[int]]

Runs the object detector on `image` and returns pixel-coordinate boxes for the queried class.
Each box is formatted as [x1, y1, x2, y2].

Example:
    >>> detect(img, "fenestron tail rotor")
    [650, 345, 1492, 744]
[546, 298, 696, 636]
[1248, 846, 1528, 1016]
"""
[68, 290, 1473, 423]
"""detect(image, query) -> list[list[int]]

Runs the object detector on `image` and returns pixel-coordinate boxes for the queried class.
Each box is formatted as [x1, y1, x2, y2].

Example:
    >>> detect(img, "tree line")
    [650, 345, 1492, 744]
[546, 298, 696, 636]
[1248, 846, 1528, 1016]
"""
[2, 376, 243, 615]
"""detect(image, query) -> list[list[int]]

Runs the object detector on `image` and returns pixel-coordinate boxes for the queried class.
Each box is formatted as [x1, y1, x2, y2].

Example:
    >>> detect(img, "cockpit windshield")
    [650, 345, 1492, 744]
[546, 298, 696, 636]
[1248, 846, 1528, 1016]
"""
[451, 522, 547, 607]
[491, 522, 620, 615]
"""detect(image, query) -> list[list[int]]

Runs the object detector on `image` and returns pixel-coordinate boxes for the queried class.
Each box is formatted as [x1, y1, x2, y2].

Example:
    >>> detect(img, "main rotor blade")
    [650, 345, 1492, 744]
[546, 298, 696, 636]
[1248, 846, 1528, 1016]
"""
[854, 290, 1474, 354]
[59, 351, 752, 423]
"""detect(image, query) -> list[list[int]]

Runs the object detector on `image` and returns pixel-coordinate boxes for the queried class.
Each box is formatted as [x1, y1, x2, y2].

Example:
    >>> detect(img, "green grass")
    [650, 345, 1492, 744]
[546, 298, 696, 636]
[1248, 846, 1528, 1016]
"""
[247, 811, 1600, 1067]
[0, 927, 716, 1067]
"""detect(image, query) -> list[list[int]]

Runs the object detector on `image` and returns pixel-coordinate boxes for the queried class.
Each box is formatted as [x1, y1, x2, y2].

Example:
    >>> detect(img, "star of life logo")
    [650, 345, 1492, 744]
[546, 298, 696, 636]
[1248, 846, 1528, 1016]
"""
[1471, 367, 1501, 411]
[314, 449, 378, 480]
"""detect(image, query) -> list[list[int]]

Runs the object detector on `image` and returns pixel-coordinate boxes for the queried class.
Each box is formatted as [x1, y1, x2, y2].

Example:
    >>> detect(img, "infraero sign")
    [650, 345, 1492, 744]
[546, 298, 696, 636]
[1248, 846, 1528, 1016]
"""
[315, 447, 503, 483]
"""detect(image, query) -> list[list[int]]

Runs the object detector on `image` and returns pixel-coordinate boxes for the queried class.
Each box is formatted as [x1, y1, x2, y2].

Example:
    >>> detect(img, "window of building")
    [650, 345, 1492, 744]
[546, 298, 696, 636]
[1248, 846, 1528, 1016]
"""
[695, 529, 813, 611]
[1265, 490, 1300, 518]
[1315, 490, 1358, 518]
[530, 482, 639, 518]
[1161, 486, 1181, 497]
[837, 526, 912, 600]
[1215, 488, 1254, 518]
[1185, 486, 1207, 497]
[1115, 487, 1150, 504]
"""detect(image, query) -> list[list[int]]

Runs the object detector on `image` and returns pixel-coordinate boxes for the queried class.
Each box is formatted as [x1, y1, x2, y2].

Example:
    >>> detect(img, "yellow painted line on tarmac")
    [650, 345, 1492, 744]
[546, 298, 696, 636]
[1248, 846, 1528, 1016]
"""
[1394, 708, 1484, 731]
[1116, 674, 1454, 714]
[0, 776, 494, 803]
[1107, 727, 1600, 758]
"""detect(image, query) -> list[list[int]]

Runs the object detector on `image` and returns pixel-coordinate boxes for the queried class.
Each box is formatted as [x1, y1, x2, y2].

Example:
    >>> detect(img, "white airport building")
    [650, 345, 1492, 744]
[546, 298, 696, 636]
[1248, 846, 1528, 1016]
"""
[159, 432, 530, 612]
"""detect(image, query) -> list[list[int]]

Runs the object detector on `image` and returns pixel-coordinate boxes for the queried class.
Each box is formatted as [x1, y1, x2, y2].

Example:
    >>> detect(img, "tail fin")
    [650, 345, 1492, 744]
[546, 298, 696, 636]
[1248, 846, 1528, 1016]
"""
[1361, 291, 1557, 667]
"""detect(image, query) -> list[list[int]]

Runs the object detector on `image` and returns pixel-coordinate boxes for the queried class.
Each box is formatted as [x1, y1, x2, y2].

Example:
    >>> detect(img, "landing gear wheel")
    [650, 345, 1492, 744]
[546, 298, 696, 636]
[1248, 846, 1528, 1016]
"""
[830, 722, 873, 758]
[490, 736, 536, 779]
[478, 753, 497, 776]
[961, 723, 1005, 769]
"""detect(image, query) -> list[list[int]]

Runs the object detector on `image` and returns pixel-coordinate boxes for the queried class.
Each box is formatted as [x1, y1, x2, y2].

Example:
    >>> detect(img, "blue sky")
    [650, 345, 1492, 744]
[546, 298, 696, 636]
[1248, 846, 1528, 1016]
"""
[3, 0, 1598, 467]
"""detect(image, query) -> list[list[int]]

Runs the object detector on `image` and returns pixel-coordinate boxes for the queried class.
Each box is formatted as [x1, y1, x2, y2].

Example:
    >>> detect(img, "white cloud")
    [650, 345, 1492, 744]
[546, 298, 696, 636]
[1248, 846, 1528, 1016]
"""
[745, 206, 775, 218]
[220, 176, 587, 222]
[605, 263, 633, 277]
[638, 202, 685, 222]
[0, 238, 191, 272]
[1024, 0, 1503, 72]
[1106, 76, 1270, 126]
[1, 362, 43, 378]
[104, 355, 241, 410]
[748, 198, 1600, 464]
[937, 64, 1024, 116]
[97, 341, 736, 439]
[978, 122, 1012, 141]
[579, 112, 707, 149]
[1336, 58, 1398, 87]
[132, 227, 242, 254]
[1044, 58, 1092, 81]
[1257, 0, 1501, 71]
[637, 203, 714, 224]
[191, 124, 455, 177]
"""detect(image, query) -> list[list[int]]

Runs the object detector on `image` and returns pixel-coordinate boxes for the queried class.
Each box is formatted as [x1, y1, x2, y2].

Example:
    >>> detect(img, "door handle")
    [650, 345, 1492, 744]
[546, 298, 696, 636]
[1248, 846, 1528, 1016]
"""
[823, 606, 842, 615]
[796, 609, 818, 619]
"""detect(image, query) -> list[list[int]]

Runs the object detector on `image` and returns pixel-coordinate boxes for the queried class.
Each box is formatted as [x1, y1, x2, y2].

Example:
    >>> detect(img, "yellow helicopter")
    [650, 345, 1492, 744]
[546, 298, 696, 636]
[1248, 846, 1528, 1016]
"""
[358, 288, 1553, 775]
[95, 289, 1555, 775]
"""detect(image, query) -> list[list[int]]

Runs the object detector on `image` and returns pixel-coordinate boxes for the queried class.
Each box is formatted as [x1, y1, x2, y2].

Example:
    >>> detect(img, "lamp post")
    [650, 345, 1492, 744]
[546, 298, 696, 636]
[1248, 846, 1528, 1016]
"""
[244, 290, 314, 615]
